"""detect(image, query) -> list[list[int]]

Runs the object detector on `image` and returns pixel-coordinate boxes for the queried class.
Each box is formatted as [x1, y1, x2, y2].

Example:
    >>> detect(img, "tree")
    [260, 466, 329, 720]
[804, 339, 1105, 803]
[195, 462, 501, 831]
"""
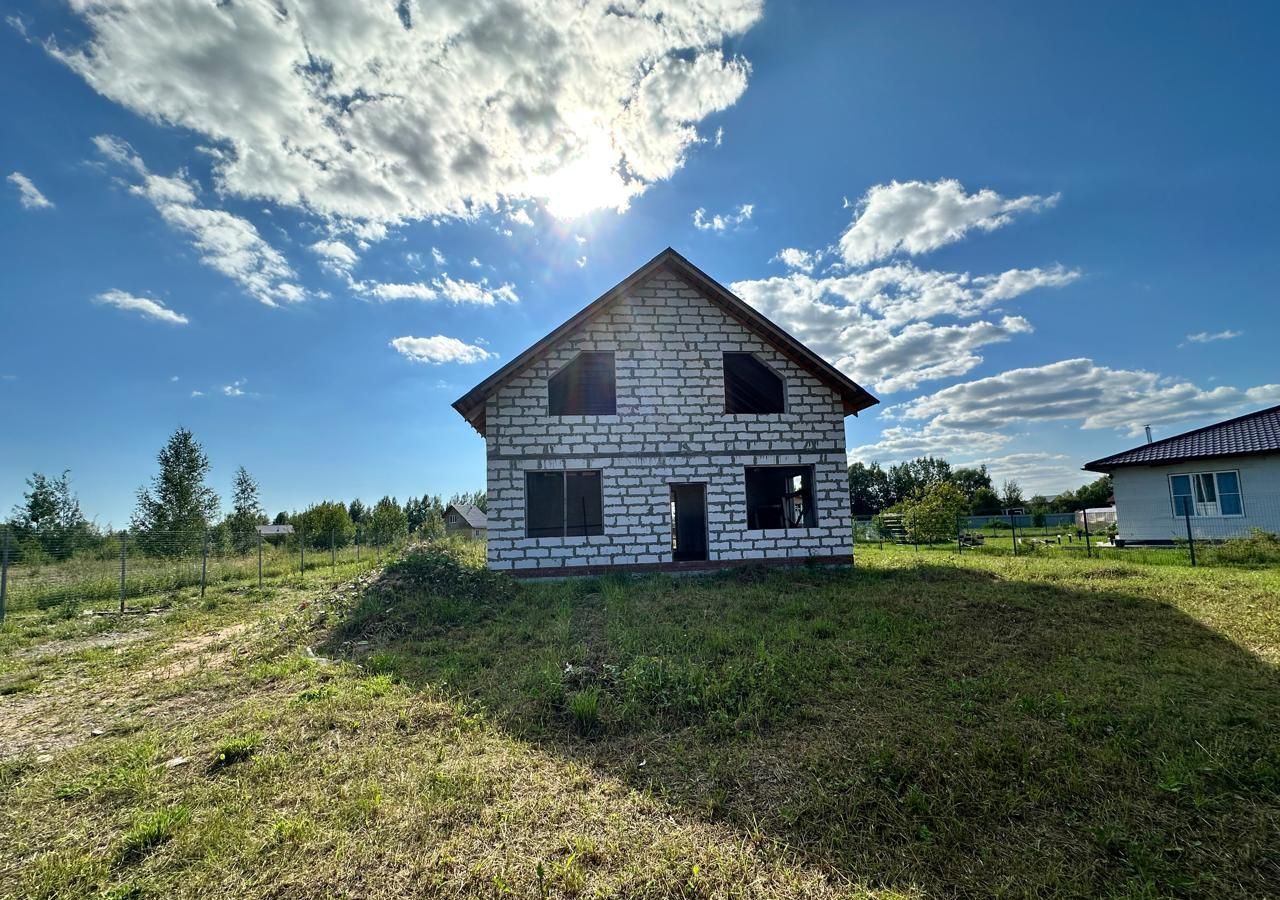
[848, 462, 880, 516]
[366, 495, 408, 546]
[294, 501, 354, 550]
[347, 498, 367, 526]
[970, 486, 1003, 516]
[9, 470, 90, 559]
[899, 482, 968, 544]
[1000, 479, 1026, 511]
[226, 466, 264, 553]
[131, 428, 220, 556]
[952, 465, 994, 507]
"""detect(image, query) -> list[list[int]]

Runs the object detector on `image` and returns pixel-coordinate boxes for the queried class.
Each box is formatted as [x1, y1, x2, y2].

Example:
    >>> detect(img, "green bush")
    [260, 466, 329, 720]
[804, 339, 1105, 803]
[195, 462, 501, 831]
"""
[1207, 529, 1280, 565]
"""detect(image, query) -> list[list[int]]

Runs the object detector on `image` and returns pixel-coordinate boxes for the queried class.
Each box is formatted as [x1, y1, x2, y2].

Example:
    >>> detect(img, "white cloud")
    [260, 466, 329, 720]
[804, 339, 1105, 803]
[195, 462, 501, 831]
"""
[53, 0, 761, 224]
[92, 289, 189, 325]
[895, 358, 1280, 436]
[7, 172, 53, 209]
[310, 239, 358, 275]
[838, 179, 1058, 266]
[980, 452, 1084, 497]
[359, 281, 438, 302]
[576, 256, 588, 268]
[774, 247, 816, 273]
[849, 422, 1010, 465]
[190, 390, 204, 398]
[354, 273, 518, 305]
[390, 335, 495, 365]
[507, 208, 534, 227]
[693, 203, 753, 232]
[431, 247, 447, 266]
[94, 136, 305, 306]
[435, 275, 519, 305]
[732, 263, 1077, 393]
[1183, 329, 1242, 345]
[222, 379, 247, 396]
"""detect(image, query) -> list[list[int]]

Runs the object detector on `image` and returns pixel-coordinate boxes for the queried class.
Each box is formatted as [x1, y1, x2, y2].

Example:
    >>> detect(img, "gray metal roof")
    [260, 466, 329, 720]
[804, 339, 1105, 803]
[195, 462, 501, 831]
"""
[1083, 404, 1280, 472]
[446, 503, 487, 529]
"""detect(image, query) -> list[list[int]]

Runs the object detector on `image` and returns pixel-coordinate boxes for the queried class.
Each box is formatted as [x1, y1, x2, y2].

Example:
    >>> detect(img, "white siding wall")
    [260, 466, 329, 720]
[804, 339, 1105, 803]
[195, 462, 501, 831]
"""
[1112, 454, 1280, 542]
[483, 269, 853, 571]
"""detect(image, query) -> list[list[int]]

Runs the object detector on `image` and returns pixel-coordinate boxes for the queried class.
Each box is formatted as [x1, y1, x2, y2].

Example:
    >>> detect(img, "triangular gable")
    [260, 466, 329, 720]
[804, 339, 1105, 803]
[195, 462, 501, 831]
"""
[452, 247, 878, 436]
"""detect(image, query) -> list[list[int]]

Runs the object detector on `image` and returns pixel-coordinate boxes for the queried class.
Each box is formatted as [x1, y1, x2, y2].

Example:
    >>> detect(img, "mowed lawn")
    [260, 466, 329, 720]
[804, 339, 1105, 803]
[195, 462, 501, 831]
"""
[1, 544, 1277, 898]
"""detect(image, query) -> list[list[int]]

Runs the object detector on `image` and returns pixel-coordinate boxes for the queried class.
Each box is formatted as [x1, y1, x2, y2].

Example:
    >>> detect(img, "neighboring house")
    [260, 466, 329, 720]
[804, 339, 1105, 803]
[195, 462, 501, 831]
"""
[444, 503, 487, 540]
[452, 247, 879, 576]
[1083, 404, 1280, 544]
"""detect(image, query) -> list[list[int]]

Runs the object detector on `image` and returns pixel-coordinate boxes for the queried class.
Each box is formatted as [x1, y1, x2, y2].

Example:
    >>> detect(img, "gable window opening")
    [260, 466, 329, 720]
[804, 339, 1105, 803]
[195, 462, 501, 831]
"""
[526, 470, 604, 538]
[1169, 471, 1243, 517]
[745, 465, 816, 530]
[724, 352, 785, 414]
[549, 351, 616, 416]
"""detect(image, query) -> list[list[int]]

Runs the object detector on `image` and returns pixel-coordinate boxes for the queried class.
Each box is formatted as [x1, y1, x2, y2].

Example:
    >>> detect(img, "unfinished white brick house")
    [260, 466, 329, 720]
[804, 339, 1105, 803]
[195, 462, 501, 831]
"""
[452, 248, 878, 576]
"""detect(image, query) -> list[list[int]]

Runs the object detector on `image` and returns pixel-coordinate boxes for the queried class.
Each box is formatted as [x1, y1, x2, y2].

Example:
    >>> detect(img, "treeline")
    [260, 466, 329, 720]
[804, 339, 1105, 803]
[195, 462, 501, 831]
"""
[4, 427, 484, 560]
[849, 457, 1112, 517]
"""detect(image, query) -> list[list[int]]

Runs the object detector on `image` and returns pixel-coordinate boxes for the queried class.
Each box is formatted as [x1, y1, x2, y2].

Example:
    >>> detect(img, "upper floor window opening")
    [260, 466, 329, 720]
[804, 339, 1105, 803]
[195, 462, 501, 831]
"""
[724, 352, 785, 414]
[549, 351, 616, 416]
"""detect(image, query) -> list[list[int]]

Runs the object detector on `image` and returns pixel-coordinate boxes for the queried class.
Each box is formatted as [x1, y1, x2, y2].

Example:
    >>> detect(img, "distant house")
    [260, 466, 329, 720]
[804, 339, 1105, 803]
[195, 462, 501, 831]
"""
[1083, 404, 1280, 544]
[444, 503, 487, 540]
[452, 247, 879, 576]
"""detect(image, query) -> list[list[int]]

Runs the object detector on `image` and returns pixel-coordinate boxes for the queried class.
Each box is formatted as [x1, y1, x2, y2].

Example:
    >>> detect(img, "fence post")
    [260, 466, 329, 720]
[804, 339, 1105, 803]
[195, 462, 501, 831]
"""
[119, 531, 127, 614]
[956, 513, 962, 554]
[258, 531, 263, 589]
[200, 530, 209, 598]
[300, 526, 306, 577]
[330, 528, 336, 576]
[356, 527, 361, 562]
[0, 527, 9, 624]
[1082, 512, 1093, 558]
[1184, 509, 1197, 567]
[1009, 514, 1018, 557]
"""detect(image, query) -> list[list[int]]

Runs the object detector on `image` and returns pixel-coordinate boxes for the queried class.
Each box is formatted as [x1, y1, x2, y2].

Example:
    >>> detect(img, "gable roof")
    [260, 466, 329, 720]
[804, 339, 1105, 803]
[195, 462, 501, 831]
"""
[1083, 404, 1280, 472]
[452, 247, 878, 436]
[446, 502, 487, 529]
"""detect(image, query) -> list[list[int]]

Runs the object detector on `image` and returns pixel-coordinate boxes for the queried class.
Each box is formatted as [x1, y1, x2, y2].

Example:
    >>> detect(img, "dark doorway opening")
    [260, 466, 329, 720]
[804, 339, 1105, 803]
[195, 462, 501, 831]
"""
[670, 483, 708, 562]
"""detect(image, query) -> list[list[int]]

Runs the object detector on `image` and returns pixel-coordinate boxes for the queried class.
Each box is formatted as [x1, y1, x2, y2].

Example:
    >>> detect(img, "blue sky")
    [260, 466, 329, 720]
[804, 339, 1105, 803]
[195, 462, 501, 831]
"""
[2, 0, 1278, 527]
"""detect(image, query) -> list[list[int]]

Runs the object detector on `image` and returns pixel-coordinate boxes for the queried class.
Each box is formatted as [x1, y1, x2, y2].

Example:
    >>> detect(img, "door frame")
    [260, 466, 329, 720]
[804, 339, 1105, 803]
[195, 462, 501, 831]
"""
[669, 481, 709, 562]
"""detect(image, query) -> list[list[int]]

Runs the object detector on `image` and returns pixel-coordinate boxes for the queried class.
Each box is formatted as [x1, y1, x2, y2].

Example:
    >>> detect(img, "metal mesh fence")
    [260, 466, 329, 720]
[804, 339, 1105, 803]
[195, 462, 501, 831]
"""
[854, 493, 1280, 568]
[0, 526, 407, 619]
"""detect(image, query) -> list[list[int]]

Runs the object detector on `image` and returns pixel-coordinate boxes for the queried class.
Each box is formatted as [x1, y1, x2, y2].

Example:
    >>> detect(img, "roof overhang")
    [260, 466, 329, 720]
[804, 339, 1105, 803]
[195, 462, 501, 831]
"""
[452, 247, 878, 436]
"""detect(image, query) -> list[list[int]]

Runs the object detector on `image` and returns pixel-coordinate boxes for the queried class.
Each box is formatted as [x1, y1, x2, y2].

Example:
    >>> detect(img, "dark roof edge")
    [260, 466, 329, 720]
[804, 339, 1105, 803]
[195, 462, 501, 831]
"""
[452, 247, 878, 435]
[1083, 445, 1279, 473]
[1082, 402, 1280, 472]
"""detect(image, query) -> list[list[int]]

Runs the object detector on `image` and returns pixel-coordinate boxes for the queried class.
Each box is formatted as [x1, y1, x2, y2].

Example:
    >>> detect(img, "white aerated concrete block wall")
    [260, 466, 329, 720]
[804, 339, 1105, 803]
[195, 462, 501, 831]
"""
[484, 270, 853, 571]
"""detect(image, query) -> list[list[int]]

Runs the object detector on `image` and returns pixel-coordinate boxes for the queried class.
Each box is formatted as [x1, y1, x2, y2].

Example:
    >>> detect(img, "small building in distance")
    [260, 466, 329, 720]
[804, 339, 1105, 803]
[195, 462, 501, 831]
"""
[444, 503, 487, 541]
[1083, 404, 1280, 544]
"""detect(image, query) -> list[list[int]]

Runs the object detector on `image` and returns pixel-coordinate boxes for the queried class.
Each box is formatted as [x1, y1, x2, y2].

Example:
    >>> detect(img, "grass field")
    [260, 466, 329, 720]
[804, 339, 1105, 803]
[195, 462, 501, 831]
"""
[1, 542, 1277, 898]
[3, 541, 403, 614]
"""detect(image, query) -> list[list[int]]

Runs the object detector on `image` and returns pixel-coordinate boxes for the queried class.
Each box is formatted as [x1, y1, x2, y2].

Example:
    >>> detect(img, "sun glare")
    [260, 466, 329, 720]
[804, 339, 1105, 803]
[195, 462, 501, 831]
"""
[537, 140, 638, 221]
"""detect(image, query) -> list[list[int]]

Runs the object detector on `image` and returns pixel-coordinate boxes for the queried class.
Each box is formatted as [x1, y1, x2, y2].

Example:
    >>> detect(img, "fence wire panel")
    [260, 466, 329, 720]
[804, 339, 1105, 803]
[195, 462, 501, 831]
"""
[853, 494, 1280, 569]
[0, 526, 409, 618]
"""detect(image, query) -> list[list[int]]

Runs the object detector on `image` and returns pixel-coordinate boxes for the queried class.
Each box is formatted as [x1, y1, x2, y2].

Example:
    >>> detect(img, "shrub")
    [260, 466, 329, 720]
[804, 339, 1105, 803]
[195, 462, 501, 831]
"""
[1208, 529, 1280, 565]
[899, 482, 968, 544]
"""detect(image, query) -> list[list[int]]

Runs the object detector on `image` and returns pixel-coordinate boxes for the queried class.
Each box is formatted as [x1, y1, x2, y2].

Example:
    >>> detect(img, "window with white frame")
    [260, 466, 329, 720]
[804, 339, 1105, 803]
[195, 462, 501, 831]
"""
[1169, 470, 1243, 517]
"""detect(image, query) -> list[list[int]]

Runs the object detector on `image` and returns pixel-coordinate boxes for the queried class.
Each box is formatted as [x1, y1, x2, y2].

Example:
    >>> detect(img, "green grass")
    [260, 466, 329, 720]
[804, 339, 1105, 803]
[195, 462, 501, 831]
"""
[1, 541, 1277, 898]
